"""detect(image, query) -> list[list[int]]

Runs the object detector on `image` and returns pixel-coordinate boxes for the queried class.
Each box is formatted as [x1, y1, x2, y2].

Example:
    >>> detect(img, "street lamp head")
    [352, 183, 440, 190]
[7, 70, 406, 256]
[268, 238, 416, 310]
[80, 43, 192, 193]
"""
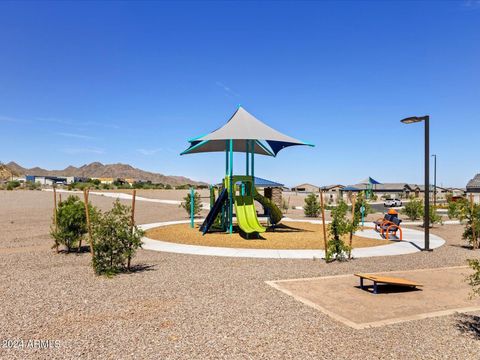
[400, 115, 429, 124]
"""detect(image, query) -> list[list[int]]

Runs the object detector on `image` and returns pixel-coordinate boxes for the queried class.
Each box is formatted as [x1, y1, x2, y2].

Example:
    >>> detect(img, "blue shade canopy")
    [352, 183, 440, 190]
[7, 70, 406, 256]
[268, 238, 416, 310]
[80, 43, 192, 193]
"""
[341, 186, 362, 191]
[181, 107, 314, 157]
[216, 176, 284, 187]
[359, 177, 382, 185]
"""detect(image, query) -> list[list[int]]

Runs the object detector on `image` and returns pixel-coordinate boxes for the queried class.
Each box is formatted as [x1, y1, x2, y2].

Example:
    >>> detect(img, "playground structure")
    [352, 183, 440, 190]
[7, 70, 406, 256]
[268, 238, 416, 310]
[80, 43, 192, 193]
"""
[181, 106, 313, 235]
[359, 177, 381, 200]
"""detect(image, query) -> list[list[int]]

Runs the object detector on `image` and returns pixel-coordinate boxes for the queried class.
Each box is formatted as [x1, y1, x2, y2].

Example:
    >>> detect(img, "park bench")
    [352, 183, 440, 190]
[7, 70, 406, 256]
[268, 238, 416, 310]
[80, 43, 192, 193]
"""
[374, 213, 393, 228]
[374, 214, 403, 240]
[354, 273, 422, 294]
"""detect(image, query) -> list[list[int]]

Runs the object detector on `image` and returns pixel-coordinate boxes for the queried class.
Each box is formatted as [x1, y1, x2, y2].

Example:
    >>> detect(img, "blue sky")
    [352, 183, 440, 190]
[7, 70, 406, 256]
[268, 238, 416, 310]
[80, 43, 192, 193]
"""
[0, 1, 479, 187]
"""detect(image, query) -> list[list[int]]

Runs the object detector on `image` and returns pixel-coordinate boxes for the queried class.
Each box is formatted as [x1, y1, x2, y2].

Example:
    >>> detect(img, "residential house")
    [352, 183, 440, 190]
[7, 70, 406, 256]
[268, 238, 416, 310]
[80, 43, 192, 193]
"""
[291, 183, 319, 193]
[467, 174, 480, 203]
[320, 184, 344, 204]
[345, 183, 414, 199]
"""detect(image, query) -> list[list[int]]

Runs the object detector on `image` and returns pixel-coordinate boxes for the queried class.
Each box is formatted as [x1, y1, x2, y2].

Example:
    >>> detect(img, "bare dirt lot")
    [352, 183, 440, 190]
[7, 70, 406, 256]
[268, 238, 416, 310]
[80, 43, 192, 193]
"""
[1, 190, 480, 359]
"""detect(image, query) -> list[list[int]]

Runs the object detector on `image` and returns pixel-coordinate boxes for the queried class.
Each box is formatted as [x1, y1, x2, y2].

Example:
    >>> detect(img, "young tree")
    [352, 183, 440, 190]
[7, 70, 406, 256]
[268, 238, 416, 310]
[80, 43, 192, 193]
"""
[428, 206, 443, 227]
[403, 198, 423, 221]
[467, 259, 480, 296]
[447, 198, 467, 219]
[51, 195, 91, 252]
[304, 193, 321, 217]
[352, 192, 372, 227]
[91, 200, 144, 275]
[281, 197, 290, 215]
[326, 201, 352, 262]
[180, 191, 203, 217]
[461, 203, 480, 249]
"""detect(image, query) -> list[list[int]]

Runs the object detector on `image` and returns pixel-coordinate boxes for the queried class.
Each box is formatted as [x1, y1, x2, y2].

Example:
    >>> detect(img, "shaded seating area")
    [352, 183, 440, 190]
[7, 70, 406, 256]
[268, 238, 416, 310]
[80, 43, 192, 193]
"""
[374, 210, 403, 240]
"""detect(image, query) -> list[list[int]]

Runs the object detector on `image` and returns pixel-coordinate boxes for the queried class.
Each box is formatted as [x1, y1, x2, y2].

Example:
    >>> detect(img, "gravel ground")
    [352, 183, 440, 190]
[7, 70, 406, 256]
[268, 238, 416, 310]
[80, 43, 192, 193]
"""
[1, 190, 480, 359]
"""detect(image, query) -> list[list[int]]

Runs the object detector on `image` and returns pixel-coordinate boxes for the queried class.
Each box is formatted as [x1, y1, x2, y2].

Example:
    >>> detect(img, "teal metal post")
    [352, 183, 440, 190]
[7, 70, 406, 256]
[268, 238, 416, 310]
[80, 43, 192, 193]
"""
[224, 140, 228, 231]
[225, 140, 229, 176]
[251, 141, 255, 179]
[229, 139, 233, 234]
[246, 140, 249, 176]
[361, 205, 365, 227]
[190, 187, 194, 228]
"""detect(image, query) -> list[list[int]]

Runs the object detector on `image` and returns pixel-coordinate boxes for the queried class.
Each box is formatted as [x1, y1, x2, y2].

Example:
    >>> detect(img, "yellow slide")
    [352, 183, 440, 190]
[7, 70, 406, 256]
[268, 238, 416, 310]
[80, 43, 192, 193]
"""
[234, 195, 266, 234]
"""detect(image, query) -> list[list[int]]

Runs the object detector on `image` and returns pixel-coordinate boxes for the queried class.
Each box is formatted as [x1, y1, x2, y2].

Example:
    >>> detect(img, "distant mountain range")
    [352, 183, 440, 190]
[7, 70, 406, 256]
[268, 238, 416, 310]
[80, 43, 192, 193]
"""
[3, 161, 206, 186]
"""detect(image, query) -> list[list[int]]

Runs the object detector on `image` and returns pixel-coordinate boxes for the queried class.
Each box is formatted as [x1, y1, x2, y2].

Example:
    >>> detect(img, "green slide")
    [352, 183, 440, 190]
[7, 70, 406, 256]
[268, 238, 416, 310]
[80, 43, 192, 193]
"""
[234, 195, 266, 234]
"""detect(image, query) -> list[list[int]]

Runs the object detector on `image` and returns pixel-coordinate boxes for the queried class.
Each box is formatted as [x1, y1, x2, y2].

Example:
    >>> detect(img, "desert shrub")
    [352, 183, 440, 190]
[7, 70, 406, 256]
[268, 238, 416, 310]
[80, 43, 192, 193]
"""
[6, 180, 20, 190]
[180, 191, 203, 217]
[254, 191, 282, 225]
[281, 197, 290, 214]
[91, 200, 144, 275]
[26, 181, 40, 190]
[467, 259, 480, 296]
[51, 195, 92, 252]
[326, 201, 352, 262]
[176, 184, 191, 190]
[403, 199, 423, 221]
[428, 206, 443, 226]
[304, 193, 321, 217]
[459, 203, 480, 249]
[165, 184, 172, 190]
[448, 198, 468, 219]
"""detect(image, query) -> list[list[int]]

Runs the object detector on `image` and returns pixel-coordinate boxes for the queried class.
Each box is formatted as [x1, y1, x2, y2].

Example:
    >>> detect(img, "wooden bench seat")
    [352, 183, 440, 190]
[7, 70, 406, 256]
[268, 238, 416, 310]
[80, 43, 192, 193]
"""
[354, 273, 422, 294]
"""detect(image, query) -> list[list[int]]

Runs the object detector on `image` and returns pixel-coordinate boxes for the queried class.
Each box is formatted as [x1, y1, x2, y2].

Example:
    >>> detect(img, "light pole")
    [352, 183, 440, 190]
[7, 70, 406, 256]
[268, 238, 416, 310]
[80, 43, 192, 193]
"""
[432, 154, 437, 207]
[401, 115, 431, 251]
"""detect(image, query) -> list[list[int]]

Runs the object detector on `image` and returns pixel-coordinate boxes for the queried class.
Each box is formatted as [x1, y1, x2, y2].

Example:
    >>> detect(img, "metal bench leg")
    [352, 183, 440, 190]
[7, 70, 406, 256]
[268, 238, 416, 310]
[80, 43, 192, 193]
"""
[373, 282, 378, 294]
[360, 278, 364, 290]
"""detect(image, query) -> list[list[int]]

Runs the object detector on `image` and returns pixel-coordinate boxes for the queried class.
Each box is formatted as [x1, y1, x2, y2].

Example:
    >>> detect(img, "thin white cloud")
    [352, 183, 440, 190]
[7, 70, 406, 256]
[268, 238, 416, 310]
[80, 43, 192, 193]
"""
[56, 132, 96, 140]
[464, 0, 480, 8]
[0, 115, 30, 123]
[83, 121, 120, 130]
[63, 147, 105, 155]
[37, 117, 120, 129]
[137, 148, 162, 155]
[36, 117, 72, 125]
[216, 81, 240, 97]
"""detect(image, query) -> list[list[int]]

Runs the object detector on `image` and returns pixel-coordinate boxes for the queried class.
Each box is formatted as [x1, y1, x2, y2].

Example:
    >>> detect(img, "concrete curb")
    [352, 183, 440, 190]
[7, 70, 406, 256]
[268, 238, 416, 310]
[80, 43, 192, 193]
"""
[139, 220, 446, 259]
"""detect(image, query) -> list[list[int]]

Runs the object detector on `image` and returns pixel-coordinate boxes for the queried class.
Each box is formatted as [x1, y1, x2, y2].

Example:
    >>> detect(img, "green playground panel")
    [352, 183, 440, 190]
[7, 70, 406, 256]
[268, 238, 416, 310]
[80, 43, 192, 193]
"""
[225, 175, 266, 234]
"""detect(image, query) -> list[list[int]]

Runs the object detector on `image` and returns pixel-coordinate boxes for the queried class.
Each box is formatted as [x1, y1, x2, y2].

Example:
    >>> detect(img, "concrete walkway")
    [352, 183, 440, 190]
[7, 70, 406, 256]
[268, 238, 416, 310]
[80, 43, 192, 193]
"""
[140, 220, 446, 259]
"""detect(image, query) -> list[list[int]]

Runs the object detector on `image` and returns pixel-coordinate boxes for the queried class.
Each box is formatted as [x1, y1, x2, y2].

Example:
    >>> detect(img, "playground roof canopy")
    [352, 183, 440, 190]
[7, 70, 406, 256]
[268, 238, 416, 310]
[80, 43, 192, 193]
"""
[181, 107, 313, 157]
[359, 177, 382, 185]
[341, 186, 362, 192]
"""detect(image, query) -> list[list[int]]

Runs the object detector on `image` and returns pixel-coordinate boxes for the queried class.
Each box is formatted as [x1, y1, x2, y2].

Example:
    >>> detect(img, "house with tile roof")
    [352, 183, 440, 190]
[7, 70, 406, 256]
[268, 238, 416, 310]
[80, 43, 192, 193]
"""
[467, 174, 480, 203]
